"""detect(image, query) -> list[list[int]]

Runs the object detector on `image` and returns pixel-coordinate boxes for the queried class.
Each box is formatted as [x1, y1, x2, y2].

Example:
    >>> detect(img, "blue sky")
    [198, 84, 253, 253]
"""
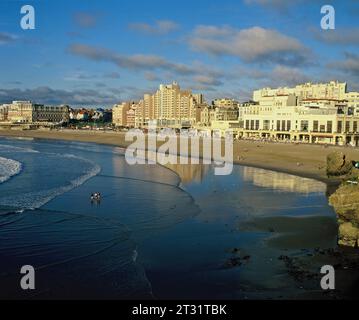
[0, 0, 358, 106]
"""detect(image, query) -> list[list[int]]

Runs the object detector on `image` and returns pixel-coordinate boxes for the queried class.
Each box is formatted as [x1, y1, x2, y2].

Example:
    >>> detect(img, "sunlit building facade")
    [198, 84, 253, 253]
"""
[4, 101, 69, 124]
[112, 102, 131, 127]
[113, 82, 203, 128]
[240, 82, 359, 145]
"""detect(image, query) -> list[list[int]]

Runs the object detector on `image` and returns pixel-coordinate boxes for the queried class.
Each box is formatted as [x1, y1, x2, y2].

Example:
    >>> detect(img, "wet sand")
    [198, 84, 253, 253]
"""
[2, 129, 359, 184]
[237, 213, 359, 299]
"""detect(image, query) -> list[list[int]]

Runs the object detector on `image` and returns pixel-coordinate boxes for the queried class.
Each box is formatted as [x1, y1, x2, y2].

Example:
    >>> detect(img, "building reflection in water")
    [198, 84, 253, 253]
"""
[111, 149, 181, 186]
[164, 155, 210, 184]
[242, 167, 326, 194]
[118, 149, 210, 185]
[111, 147, 325, 194]
[165, 163, 210, 184]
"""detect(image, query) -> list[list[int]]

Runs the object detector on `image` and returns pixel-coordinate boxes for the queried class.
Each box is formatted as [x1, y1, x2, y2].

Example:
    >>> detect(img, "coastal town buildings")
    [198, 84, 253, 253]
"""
[252, 81, 348, 102]
[213, 98, 240, 109]
[112, 102, 131, 127]
[207, 105, 241, 134]
[68, 108, 112, 123]
[0, 103, 114, 129]
[193, 99, 241, 132]
[112, 82, 203, 129]
[1, 101, 69, 124]
[111, 80, 359, 146]
[240, 81, 359, 145]
[2, 80, 357, 146]
[0, 104, 10, 121]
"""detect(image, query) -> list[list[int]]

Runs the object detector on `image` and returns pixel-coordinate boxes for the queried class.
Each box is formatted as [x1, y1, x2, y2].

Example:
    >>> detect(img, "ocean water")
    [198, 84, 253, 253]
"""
[0, 137, 337, 299]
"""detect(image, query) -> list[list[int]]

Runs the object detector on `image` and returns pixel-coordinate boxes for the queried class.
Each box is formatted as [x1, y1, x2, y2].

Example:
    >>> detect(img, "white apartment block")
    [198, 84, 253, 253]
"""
[113, 82, 203, 129]
[253, 81, 347, 102]
[241, 82, 359, 145]
[112, 102, 130, 127]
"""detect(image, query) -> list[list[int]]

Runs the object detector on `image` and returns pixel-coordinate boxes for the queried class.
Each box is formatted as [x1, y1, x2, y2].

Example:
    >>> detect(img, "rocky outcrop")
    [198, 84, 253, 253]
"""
[327, 151, 353, 177]
[327, 152, 359, 247]
[329, 184, 359, 247]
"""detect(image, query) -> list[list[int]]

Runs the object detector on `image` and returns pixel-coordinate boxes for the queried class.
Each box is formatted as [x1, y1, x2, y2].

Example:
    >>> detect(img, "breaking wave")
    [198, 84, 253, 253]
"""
[0, 157, 22, 184]
[0, 142, 101, 212]
[0, 159, 101, 211]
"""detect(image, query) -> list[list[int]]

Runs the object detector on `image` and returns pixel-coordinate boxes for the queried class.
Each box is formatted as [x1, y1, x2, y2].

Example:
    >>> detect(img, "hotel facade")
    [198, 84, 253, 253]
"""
[0, 101, 70, 124]
[240, 81, 359, 146]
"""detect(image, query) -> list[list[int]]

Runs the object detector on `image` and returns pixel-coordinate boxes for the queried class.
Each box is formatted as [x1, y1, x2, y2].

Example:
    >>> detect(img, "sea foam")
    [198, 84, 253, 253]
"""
[0, 144, 39, 154]
[0, 157, 22, 184]
[0, 156, 101, 211]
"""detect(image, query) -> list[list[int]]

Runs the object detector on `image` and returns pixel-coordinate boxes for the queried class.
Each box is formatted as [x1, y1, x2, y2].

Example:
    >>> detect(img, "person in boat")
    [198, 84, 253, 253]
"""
[90, 192, 101, 201]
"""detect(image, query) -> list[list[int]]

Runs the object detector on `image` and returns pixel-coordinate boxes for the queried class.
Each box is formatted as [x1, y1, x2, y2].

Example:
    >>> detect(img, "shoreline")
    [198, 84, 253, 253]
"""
[1, 130, 358, 299]
[1, 129, 358, 185]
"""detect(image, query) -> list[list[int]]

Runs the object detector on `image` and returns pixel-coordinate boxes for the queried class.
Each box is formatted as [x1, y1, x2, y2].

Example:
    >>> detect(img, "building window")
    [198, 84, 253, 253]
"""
[263, 120, 270, 131]
[287, 120, 291, 132]
[354, 121, 358, 133]
[300, 120, 309, 132]
[277, 120, 281, 131]
[345, 121, 350, 133]
[337, 121, 342, 133]
[250, 120, 255, 130]
[313, 121, 318, 132]
[327, 121, 333, 133]
[282, 120, 286, 132]
[246, 120, 249, 130]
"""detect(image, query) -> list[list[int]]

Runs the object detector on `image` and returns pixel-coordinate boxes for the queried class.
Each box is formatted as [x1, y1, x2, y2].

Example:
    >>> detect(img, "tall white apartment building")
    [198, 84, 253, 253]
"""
[112, 102, 131, 127]
[113, 82, 203, 129]
[253, 81, 347, 102]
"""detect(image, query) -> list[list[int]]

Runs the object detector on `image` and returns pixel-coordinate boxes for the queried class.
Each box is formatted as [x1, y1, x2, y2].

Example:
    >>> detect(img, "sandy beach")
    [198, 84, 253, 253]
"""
[2, 129, 359, 184]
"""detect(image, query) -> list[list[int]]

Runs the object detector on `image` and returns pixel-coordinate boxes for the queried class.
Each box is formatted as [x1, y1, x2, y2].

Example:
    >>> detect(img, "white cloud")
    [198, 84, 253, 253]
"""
[189, 26, 311, 66]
